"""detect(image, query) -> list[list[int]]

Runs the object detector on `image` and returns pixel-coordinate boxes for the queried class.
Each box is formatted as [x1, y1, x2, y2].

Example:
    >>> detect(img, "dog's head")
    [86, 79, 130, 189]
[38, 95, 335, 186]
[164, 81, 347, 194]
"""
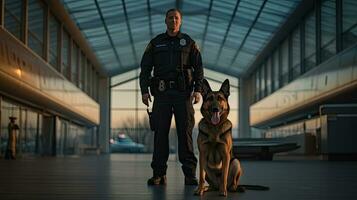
[200, 79, 230, 126]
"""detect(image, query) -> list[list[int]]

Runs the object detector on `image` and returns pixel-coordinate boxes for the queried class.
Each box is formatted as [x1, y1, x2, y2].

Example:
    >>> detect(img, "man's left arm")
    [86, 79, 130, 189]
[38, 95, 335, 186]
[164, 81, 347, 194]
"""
[191, 42, 204, 103]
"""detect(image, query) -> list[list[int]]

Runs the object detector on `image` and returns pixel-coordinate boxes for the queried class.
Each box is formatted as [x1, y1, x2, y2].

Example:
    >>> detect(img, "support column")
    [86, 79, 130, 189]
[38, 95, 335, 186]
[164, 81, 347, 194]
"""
[0, 0, 4, 27]
[98, 77, 110, 153]
[22, 0, 28, 45]
[239, 78, 251, 138]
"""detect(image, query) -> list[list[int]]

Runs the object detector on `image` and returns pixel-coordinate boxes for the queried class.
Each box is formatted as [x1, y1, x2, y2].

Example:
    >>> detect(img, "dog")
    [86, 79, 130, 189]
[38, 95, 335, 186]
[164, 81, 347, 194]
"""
[194, 79, 242, 196]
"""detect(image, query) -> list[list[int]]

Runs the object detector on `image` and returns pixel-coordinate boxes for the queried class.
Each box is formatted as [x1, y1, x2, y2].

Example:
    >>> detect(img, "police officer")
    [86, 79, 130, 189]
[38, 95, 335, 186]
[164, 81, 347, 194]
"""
[5, 117, 19, 160]
[140, 8, 203, 185]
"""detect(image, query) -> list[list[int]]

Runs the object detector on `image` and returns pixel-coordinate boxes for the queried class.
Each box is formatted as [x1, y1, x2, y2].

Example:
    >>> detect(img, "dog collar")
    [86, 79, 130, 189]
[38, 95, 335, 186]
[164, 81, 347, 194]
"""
[198, 119, 232, 137]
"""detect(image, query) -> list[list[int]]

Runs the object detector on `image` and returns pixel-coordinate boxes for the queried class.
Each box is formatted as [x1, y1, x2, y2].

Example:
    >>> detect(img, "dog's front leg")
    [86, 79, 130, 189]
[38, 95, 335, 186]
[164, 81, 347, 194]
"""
[194, 151, 208, 196]
[219, 151, 230, 197]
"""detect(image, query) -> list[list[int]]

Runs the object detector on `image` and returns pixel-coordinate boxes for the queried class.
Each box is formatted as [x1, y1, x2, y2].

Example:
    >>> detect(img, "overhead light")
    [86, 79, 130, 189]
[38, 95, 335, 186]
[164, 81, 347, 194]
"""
[15, 68, 22, 77]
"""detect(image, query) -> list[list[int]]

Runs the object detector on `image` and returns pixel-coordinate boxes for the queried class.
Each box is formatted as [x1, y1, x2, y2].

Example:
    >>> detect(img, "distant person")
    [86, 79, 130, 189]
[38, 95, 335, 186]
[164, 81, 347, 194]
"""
[140, 8, 204, 185]
[5, 117, 19, 160]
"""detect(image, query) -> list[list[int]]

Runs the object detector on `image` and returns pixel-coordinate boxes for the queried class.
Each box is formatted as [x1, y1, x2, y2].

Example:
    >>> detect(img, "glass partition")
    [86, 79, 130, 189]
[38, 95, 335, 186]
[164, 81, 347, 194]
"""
[28, 0, 45, 58]
[4, 0, 23, 40]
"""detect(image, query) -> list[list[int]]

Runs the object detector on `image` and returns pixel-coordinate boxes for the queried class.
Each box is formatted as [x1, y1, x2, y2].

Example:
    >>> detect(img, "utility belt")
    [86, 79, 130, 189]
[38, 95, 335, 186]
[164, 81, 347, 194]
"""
[158, 79, 179, 90]
[150, 73, 193, 95]
[150, 78, 184, 92]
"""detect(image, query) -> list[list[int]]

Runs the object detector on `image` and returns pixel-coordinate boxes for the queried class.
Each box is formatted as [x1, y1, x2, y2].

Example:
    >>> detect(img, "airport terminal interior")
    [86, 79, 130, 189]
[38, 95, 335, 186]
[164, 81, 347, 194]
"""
[0, 0, 357, 199]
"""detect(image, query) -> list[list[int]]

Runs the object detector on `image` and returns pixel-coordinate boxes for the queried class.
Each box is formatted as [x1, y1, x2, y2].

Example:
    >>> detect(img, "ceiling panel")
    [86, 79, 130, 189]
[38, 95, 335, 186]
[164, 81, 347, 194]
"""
[61, 0, 301, 77]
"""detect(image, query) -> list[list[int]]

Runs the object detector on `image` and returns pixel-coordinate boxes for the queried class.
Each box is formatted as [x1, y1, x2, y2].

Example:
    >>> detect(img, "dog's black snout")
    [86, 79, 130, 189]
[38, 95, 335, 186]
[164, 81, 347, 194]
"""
[212, 107, 219, 112]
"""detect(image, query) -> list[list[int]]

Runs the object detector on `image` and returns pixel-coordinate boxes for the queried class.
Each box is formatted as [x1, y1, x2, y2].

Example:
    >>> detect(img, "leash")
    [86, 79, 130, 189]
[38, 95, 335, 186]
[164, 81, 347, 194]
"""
[237, 184, 270, 191]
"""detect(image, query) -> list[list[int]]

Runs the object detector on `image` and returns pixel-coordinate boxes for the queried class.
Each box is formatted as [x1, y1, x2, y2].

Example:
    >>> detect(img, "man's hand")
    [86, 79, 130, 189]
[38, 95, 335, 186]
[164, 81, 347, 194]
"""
[142, 93, 152, 107]
[191, 92, 201, 104]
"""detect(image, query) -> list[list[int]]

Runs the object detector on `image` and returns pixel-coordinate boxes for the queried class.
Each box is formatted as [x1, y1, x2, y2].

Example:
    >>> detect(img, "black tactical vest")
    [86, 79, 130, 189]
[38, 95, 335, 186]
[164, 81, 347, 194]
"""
[150, 33, 193, 79]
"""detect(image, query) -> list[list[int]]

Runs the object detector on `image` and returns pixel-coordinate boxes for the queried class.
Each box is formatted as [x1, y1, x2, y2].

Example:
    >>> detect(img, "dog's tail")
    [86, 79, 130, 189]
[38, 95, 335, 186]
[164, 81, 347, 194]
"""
[237, 184, 270, 192]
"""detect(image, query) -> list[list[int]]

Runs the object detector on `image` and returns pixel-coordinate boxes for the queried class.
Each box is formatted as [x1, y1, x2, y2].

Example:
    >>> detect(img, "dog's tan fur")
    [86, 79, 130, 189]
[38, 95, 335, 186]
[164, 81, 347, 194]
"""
[194, 79, 242, 197]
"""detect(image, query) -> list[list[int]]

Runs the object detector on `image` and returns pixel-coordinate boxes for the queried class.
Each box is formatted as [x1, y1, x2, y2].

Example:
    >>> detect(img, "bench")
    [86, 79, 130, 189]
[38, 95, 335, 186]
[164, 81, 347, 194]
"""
[78, 145, 100, 155]
[233, 138, 300, 160]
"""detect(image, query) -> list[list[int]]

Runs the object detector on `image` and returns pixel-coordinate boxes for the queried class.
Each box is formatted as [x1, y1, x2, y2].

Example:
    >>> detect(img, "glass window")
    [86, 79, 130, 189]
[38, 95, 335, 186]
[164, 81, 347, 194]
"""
[19, 109, 38, 155]
[255, 69, 260, 101]
[273, 49, 280, 91]
[62, 30, 70, 80]
[304, 11, 316, 72]
[251, 73, 256, 102]
[266, 57, 272, 95]
[291, 27, 301, 80]
[28, 0, 45, 57]
[56, 119, 87, 155]
[93, 72, 98, 101]
[79, 52, 84, 90]
[86, 61, 92, 96]
[260, 64, 266, 98]
[49, 14, 60, 71]
[281, 38, 289, 86]
[321, 0, 336, 62]
[4, 0, 23, 40]
[0, 100, 20, 156]
[92, 69, 96, 99]
[342, 0, 357, 50]
[71, 43, 79, 85]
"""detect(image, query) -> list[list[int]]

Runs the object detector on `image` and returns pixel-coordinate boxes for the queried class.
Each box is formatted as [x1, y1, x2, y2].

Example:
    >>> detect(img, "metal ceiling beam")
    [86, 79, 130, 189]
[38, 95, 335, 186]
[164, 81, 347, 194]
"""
[214, 0, 241, 66]
[200, 0, 214, 54]
[146, 0, 153, 38]
[122, 0, 139, 66]
[151, 7, 207, 16]
[175, 0, 182, 10]
[94, 0, 122, 67]
[229, 0, 268, 66]
[244, 0, 313, 77]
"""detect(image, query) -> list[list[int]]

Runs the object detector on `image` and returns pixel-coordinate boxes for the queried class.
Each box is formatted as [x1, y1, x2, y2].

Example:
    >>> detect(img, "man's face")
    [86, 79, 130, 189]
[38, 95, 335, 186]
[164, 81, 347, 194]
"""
[165, 11, 181, 32]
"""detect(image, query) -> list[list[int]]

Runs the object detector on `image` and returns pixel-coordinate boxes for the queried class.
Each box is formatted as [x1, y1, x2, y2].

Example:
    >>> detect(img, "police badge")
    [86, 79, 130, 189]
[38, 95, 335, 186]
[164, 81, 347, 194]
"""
[180, 38, 186, 46]
[158, 80, 166, 91]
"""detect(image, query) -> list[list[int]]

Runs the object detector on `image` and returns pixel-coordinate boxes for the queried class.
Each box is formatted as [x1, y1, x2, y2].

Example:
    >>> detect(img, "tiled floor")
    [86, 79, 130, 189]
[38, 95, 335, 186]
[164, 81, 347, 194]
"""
[0, 154, 357, 200]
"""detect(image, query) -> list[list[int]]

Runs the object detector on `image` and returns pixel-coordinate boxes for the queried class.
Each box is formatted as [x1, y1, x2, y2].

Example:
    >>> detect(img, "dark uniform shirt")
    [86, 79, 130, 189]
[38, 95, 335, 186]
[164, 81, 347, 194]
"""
[139, 32, 203, 95]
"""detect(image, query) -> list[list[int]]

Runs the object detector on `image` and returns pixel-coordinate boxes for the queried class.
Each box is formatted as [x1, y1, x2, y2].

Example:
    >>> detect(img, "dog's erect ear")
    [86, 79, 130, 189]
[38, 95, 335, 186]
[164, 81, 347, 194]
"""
[219, 79, 230, 98]
[201, 79, 212, 99]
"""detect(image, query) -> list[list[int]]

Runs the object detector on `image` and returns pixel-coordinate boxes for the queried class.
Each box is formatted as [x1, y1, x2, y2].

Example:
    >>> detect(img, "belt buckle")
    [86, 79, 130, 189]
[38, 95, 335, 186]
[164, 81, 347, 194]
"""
[169, 81, 175, 89]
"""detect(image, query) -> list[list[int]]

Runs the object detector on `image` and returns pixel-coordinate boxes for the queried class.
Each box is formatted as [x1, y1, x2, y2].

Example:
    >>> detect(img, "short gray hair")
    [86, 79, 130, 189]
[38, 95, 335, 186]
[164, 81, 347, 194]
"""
[165, 8, 182, 18]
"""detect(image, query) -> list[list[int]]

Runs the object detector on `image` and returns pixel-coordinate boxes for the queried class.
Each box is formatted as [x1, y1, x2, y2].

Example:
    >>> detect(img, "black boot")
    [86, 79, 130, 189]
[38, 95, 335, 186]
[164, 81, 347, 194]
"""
[147, 175, 167, 185]
[184, 176, 198, 185]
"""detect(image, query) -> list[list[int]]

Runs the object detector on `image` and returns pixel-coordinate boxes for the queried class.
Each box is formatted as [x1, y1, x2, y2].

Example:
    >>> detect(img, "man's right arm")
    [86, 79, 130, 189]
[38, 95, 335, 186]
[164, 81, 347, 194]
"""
[139, 42, 154, 106]
[139, 42, 154, 95]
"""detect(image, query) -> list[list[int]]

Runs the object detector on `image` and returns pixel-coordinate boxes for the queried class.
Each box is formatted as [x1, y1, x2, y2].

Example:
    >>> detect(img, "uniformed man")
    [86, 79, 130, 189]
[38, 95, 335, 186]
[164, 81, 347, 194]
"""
[5, 117, 19, 160]
[140, 8, 204, 185]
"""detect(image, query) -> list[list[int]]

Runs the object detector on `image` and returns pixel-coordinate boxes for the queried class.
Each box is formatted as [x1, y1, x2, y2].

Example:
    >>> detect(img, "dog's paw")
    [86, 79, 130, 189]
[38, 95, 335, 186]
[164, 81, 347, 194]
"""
[236, 186, 246, 193]
[194, 186, 208, 196]
[228, 185, 237, 192]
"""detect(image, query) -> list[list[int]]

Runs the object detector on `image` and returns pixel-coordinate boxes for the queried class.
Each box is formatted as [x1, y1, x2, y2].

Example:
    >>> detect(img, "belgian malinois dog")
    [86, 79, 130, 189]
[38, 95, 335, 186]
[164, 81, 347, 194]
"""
[195, 79, 268, 196]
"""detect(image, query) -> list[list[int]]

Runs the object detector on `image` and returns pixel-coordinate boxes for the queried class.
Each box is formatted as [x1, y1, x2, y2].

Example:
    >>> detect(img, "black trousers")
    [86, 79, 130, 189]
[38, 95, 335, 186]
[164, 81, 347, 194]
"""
[151, 92, 197, 178]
